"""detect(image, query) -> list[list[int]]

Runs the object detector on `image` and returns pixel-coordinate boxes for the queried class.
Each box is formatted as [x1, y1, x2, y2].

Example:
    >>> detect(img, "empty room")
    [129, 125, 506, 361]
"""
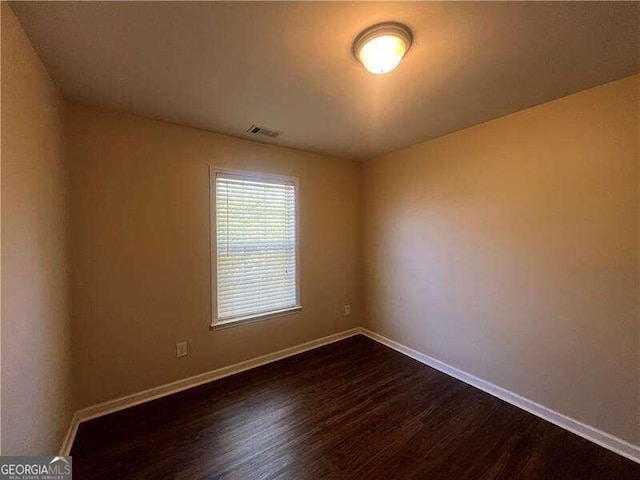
[1, 1, 639, 478]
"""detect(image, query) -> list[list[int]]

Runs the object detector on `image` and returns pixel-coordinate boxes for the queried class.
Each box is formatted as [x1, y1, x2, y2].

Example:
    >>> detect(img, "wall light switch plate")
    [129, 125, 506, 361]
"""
[176, 341, 188, 358]
[344, 304, 351, 315]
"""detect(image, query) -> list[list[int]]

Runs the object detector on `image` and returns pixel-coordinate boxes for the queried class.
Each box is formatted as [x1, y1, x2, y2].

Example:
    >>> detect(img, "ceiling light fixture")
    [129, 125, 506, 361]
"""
[353, 22, 413, 75]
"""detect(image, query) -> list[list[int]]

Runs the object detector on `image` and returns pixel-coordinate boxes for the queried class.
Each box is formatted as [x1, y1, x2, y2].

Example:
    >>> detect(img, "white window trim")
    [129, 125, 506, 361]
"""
[209, 166, 302, 330]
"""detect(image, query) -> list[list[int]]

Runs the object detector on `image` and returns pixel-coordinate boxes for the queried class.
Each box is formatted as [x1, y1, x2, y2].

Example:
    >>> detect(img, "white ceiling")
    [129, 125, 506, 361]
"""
[11, 1, 640, 160]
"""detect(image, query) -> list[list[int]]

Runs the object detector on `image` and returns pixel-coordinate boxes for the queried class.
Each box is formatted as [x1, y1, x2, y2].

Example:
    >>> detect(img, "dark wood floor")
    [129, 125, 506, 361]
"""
[71, 335, 639, 479]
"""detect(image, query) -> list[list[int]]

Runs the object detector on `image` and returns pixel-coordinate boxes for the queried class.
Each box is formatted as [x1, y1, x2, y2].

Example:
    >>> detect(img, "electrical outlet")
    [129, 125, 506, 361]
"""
[344, 304, 351, 316]
[176, 341, 188, 358]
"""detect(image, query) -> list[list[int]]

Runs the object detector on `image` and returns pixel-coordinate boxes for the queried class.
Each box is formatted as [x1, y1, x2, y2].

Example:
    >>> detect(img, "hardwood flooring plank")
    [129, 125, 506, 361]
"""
[71, 335, 640, 479]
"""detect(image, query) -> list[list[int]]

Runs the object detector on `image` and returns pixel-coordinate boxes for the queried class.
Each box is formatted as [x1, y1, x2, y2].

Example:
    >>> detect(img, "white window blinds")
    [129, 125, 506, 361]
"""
[214, 172, 298, 324]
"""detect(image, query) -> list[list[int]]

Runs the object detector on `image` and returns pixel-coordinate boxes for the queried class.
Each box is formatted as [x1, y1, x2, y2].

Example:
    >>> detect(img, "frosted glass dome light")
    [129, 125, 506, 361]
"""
[353, 23, 413, 74]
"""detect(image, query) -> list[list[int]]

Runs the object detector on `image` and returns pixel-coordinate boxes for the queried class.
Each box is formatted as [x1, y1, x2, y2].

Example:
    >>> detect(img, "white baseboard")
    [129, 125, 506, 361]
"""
[59, 411, 81, 457]
[59, 327, 361, 455]
[60, 326, 640, 465]
[360, 327, 640, 464]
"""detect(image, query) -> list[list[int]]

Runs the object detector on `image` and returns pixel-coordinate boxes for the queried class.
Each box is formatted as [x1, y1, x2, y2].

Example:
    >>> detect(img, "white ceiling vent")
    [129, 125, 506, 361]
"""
[247, 124, 282, 138]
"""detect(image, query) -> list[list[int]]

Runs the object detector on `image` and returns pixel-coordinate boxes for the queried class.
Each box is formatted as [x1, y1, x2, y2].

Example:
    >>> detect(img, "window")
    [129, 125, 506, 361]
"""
[211, 169, 300, 327]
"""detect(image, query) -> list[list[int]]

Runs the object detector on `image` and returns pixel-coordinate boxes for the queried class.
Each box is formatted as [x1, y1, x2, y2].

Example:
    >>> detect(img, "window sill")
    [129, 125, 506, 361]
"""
[210, 306, 303, 331]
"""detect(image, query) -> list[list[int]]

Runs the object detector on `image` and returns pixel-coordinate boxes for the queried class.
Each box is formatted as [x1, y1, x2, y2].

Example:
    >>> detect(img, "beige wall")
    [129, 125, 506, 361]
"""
[363, 74, 640, 444]
[66, 105, 362, 409]
[1, 4, 71, 454]
[4, 1, 638, 451]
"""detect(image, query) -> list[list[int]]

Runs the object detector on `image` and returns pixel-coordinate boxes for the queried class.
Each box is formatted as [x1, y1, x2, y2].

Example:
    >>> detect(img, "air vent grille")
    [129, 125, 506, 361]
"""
[247, 124, 282, 138]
